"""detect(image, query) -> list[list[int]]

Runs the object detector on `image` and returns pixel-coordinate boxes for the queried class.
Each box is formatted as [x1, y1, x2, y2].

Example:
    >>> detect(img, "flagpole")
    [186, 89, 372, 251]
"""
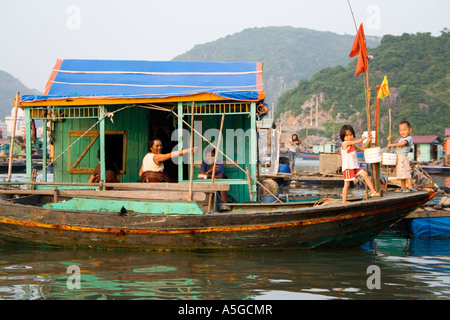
[375, 85, 381, 192]
[378, 75, 391, 193]
[388, 95, 392, 138]
[347, 0, 375, 195]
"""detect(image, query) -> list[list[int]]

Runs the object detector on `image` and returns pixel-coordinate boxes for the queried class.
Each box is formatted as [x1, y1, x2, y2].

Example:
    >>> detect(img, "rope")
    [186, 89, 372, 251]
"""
[313, 198, 341, 207]
[54, 69, 261, 76]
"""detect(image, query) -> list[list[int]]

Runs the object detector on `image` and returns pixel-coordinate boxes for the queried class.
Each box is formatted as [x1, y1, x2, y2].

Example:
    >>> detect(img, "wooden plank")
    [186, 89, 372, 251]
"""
[406, 208, 450, 218]
[25, 108, 33, 181]
[58, 190, 206, 201]
[0, 188, 206, 201]
[19, 93, 234, 107]
[70, 134, 98, 171]
[24, 181, 229, 192]
[0, 189, 55, 196]
[189, 102, 195, 201]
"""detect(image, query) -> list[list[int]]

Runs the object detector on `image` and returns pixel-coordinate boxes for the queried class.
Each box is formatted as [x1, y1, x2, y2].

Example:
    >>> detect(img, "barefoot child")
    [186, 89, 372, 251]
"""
[340, 125, 379, 203]
[387, 121, 414, 192]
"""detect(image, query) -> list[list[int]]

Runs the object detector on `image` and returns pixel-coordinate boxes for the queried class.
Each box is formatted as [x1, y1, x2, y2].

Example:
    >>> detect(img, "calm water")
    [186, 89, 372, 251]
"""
[0, 162, 449, 300]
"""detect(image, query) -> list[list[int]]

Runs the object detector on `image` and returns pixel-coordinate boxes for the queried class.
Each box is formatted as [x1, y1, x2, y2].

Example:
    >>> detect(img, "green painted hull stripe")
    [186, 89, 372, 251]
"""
[43, 198, 204, 215]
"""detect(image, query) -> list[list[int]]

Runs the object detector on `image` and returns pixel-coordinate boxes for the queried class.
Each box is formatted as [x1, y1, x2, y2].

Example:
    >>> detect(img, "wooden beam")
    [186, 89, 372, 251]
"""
[99, 106, 106, 183]
[0, 188, 207, 201]
[208, 113, 225, 211]
[6, 181, 230, 192]
[25, 108, 32, 181]
[188, 102, 195, 201]
[19, 93, 241, 107]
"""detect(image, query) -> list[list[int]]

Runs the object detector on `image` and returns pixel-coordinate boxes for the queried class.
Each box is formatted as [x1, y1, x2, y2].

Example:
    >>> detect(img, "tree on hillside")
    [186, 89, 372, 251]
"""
[276, 31, 449, 141]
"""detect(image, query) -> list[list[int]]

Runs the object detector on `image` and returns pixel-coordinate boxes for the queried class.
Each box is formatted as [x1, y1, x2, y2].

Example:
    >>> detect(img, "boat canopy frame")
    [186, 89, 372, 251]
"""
[21, 99, 259, 202]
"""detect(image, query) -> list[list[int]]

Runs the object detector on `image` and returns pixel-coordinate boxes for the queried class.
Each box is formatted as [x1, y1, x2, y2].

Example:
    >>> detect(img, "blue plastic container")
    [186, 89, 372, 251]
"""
[260, 194, 279, 203]
[278, 164, 291, 173]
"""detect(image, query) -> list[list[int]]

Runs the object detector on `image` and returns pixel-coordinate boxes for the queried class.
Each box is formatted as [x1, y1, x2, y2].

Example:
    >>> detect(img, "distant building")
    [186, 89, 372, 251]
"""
[4, 107, 25, 137]
[0, 121, 7, 137]
[313, 143, 336, 153]
[395, 135, 443, 163]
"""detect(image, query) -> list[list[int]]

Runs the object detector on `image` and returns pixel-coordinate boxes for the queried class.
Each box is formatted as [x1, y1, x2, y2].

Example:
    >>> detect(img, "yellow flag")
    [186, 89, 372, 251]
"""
[377, 76, 390, 99]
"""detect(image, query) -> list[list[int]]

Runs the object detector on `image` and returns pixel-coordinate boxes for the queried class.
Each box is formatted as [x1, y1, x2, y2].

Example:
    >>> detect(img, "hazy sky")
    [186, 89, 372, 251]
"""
[0, 0, 448, 91]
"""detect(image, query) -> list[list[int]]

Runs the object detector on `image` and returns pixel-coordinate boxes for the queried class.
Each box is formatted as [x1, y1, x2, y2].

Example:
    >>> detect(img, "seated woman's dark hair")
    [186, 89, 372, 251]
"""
[148, 137, 161, 151]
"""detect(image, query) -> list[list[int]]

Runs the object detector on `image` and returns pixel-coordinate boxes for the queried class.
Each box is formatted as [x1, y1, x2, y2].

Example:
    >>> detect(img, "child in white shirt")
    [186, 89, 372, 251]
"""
[340, 125, 379, 203]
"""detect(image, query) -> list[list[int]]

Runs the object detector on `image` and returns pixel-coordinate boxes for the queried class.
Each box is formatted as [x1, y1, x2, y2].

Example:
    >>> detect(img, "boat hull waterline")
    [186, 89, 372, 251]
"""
[0, 191, 435, 249]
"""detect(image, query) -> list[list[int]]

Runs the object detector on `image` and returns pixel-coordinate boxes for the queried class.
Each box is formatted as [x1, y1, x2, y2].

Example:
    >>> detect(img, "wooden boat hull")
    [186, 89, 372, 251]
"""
[0, 191, 435, 250]
[0, 161, 26, 174]
[298, 152, 320, 160]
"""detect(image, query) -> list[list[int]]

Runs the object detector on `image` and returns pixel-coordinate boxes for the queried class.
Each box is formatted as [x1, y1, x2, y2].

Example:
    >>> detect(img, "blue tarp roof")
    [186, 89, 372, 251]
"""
[21, 59, 264, 103]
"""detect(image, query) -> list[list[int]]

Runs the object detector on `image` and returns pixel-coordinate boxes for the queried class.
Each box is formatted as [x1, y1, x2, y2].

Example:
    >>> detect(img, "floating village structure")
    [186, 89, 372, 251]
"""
[407, 135, 444, 163]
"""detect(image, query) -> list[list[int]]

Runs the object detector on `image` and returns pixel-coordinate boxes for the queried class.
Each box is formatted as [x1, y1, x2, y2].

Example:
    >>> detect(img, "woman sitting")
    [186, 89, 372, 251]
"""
[139, 137, 196, 182]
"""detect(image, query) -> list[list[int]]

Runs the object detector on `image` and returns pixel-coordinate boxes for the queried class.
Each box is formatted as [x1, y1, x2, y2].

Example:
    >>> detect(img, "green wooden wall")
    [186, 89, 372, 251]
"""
[53, 106, 149, 183]
[183, 112, 255, 203]
[51, 102, 256, 203]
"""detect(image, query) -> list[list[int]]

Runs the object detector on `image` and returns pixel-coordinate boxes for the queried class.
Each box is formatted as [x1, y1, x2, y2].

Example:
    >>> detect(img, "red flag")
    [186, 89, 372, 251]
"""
[349, 23, 368, 76]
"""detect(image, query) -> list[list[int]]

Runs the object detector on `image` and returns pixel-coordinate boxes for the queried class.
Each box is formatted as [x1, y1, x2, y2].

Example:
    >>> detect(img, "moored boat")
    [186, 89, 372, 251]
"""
[0, 59, 436, 250]
[419, 164, 450, 174]
[0, 184, 435, 249]
[298, 151, 320, 160]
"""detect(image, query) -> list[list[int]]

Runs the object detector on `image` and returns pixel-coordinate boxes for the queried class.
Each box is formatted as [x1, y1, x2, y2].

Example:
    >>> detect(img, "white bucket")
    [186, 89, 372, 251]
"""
[364, 147, 382, 164]
[363, 131, 376, 144]
[382, 153, 397, 166]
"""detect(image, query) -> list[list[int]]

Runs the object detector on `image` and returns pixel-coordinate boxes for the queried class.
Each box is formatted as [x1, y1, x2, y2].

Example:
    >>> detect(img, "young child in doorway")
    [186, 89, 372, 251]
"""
[340, 125, 379, 203]
[387, 121, 414, 192]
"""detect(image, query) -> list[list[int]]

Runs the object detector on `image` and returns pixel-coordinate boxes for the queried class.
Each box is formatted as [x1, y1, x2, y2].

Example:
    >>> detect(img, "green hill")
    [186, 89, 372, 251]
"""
[173, 26, 380, 106]
[276, 30, 449, 140]
[0, 70, 41, 121]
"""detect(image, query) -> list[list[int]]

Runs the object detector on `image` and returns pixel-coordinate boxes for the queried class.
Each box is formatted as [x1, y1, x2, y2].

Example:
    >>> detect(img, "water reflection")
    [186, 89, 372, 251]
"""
[0, 164, 449, 300]
[1, 238, 450, 300]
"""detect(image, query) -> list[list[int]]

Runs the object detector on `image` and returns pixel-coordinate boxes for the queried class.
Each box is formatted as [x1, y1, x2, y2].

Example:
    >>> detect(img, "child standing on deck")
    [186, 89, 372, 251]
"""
[387, 121, 414, 192]
[340, 125, 379, 203]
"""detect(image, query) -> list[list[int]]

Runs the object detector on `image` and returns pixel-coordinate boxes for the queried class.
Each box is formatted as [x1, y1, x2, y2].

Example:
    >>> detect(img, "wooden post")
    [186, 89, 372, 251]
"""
[388, 96, 392, 138]
[249, 102, 257, 200]
[374, 85, 381, 192]
[208, 113, 225, 211]
[53, 187, 58, 203]
[42, 119, 48, 182]
[177, 102, 184, 182]
[385, 94, 393, 194]
[25, 107, 32, 182]
[246, 167, 252, 200]
[385, 167, 390, 194]
[7, 92, 20, 182]
[188, 102, 195, 201]
[99, 106, 106, 183]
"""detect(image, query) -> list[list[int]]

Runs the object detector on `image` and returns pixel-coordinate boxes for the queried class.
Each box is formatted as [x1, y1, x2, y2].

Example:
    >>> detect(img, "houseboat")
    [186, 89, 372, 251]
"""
[0, 59, 436, 249]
